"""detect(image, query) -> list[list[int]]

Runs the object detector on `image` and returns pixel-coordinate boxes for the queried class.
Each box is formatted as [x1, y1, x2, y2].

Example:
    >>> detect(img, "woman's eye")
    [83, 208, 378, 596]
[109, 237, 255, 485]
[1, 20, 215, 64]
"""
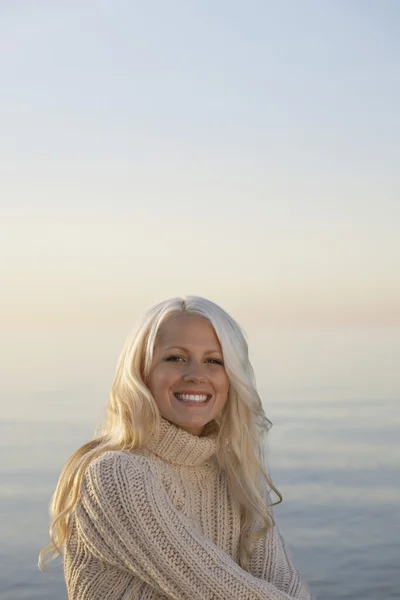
[207, 359, 224, 365]
[166, 356, 223, 366]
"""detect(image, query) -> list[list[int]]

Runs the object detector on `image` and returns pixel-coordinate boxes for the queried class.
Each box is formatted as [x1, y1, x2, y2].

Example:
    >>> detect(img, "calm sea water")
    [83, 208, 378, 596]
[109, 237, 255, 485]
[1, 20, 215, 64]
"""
[1, 391, 399, 599]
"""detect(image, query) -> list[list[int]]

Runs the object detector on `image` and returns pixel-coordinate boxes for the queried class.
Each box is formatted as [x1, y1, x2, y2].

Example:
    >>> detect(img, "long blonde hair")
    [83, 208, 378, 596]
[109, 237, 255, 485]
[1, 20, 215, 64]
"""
[38, 295, 282, 572]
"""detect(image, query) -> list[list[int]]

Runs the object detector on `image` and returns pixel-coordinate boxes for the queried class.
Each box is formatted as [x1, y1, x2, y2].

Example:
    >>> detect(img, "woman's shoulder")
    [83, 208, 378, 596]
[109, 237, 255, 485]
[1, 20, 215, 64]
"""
[83, 449, 153, 486]
[90, 448, 152, 466]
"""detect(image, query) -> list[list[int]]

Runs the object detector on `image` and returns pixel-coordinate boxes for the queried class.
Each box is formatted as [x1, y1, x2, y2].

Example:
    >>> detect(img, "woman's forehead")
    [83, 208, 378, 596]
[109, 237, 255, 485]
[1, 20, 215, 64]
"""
[156, 315, 219, 347]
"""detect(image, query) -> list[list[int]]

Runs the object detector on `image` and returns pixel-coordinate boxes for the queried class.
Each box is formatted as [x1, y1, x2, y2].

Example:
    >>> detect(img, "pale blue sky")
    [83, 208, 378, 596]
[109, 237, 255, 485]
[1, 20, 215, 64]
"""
[1, 2, 399, 403]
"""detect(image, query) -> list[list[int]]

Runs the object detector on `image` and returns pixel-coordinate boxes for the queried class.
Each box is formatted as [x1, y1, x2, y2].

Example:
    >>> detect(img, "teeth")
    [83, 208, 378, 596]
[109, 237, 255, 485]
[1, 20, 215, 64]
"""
[175, 394, 209, 403]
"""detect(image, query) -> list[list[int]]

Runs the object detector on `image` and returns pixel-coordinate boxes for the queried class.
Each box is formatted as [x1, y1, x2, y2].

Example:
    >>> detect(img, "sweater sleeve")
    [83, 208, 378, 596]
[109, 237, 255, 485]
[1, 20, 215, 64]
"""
[248, 508, 312, 600]
[74, 451, 304, 600]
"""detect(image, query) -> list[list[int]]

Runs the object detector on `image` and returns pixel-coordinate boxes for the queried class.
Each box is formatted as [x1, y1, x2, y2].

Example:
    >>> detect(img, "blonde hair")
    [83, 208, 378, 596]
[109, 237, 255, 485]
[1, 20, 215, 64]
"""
[38, 295, 282, 572]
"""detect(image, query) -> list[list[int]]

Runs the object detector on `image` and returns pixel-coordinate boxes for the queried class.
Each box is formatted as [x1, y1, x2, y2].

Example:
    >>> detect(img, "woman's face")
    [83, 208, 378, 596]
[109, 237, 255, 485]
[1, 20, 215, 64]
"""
[147, 315, 230, 436]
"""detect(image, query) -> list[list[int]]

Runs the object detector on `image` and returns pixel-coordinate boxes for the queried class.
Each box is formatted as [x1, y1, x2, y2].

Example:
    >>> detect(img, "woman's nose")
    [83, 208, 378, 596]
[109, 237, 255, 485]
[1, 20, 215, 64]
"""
[182, 362, 207, 382]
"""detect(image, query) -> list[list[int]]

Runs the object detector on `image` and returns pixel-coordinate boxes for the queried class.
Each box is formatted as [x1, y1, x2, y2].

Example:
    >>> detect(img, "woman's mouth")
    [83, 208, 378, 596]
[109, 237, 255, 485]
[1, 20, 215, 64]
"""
[173, 392, 211, 405]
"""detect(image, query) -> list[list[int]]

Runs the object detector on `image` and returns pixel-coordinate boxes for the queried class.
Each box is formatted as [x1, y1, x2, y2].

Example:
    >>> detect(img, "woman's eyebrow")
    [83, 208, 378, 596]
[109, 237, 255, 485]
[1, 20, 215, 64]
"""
[163, 345, 222, 355]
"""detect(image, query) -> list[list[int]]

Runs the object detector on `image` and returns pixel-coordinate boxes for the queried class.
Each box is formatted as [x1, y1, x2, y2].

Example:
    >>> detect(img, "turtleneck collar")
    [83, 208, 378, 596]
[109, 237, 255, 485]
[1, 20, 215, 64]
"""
[146, 417, 219, 466]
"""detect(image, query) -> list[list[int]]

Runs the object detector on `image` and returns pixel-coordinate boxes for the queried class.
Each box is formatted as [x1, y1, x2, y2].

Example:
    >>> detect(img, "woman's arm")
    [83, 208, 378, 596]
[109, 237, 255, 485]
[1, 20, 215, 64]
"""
[74, 451, 305, 600]
[248, 508, 312, 599]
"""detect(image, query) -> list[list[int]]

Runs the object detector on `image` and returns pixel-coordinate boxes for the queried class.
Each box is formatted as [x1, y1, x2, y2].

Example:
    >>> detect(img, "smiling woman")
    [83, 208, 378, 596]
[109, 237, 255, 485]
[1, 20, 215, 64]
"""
[38, 296, 312, 600]
[147, 315, 230, 435]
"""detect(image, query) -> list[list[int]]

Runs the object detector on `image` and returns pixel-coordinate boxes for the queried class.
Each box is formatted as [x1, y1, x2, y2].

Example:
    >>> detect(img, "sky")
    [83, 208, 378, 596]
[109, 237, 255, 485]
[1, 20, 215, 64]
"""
[1, 1, 399, 413]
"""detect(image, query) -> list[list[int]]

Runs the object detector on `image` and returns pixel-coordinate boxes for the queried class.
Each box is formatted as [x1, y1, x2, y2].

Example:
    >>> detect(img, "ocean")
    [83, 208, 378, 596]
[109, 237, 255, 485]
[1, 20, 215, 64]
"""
[1, 326, 399, 599]
[1, 393, 398, 599]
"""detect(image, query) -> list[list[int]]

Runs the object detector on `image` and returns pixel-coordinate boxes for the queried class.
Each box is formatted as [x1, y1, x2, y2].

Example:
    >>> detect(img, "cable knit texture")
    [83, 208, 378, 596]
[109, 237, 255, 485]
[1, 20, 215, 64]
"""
[64, 418, 312, 599]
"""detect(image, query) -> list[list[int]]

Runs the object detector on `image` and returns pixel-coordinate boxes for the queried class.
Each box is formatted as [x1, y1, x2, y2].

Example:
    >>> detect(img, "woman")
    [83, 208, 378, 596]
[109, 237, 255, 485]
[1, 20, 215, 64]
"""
[39, 296, 312, 599]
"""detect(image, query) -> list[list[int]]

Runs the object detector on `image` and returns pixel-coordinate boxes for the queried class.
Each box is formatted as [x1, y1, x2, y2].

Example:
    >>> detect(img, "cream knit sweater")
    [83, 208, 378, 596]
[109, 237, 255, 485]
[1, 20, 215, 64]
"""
[64, 418, 312, 600]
